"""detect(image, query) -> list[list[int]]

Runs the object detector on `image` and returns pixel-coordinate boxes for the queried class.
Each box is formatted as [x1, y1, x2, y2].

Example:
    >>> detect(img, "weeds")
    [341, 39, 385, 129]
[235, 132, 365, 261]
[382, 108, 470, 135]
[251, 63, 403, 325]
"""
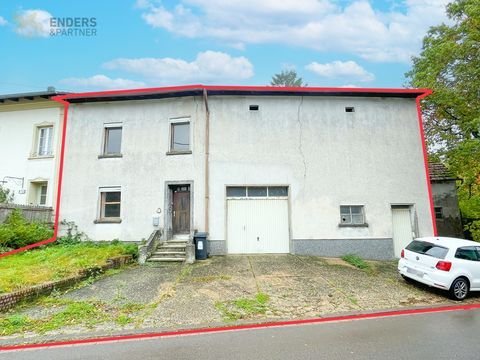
[215, 292, 271, 322]
[341, 254, 370, 271]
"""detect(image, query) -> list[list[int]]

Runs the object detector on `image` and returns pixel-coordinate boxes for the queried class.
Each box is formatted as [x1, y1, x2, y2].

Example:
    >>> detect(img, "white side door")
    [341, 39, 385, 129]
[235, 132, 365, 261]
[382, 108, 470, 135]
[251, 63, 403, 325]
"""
[392, 206, 413, 258]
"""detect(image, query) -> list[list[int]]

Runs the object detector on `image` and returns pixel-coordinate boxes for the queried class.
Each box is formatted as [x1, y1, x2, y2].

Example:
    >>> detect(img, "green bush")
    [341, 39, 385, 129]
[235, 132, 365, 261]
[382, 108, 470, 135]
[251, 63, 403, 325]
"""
[0, 209, 53, 250]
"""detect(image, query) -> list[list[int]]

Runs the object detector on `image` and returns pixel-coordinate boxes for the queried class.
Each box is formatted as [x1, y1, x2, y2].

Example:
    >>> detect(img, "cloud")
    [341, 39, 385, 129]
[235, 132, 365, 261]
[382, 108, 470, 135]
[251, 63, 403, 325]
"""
[0, 16, 7, 26]
[14, 9, 53, 37]
[137, 0, 450, 62]
[306, 60, 374, 82]
[104, 51, 254, 84]
[59, 75, 146, 90]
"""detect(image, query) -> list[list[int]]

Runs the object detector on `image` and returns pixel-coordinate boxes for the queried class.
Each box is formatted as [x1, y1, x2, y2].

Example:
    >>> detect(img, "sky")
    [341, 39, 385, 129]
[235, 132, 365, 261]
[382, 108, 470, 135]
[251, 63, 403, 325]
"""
[0, 0, 452, 94]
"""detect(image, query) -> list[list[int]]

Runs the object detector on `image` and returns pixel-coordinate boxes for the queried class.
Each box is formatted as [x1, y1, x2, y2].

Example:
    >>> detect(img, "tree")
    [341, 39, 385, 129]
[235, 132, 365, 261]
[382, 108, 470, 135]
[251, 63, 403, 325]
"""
[270, 70, 307, 87]
[406, 0, 480, 239]
[0, 184, 13, 204]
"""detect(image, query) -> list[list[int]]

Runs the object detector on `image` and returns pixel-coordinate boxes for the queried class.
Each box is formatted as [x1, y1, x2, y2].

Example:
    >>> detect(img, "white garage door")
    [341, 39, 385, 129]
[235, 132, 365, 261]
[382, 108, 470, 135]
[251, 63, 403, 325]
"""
[227, 186, 289, 254]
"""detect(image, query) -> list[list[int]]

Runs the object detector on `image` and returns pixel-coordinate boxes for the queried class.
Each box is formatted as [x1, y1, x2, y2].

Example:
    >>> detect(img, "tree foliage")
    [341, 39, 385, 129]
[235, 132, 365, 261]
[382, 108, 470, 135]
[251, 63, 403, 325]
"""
[406, 0, 480, 239]
[0, 185, 13, 204]
[270, 70, 306, 87]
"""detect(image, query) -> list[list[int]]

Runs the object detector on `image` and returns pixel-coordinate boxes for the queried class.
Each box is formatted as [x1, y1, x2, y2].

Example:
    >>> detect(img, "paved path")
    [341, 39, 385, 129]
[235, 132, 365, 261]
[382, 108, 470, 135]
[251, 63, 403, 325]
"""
[2, 307, 480, 359]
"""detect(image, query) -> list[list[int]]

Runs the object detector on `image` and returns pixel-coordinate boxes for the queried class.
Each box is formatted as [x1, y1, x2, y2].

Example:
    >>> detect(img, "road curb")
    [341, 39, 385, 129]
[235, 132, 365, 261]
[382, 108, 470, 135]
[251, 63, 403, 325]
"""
[1, 302, 480, 352]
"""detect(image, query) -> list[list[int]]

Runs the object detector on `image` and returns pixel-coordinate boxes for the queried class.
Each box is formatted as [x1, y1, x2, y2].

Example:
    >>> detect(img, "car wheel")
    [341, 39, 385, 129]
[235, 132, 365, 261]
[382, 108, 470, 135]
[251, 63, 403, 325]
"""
[449, 277, 469, 301]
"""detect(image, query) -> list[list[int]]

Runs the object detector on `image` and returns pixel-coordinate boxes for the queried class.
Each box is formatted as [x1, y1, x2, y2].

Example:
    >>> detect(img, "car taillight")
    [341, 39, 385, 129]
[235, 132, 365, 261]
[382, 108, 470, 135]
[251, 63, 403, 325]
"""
[401, 249, 405, 258]
[436, 261, 452, 272]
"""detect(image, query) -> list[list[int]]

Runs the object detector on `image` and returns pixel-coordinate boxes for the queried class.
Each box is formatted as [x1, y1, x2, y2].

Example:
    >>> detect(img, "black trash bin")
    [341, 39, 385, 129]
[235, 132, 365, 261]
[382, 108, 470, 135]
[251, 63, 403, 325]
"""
[194, 232, 208, 260]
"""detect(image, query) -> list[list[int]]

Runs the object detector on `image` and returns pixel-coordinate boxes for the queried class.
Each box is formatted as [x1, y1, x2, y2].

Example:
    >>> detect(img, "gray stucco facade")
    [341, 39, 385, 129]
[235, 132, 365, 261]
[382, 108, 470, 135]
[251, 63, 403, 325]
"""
[56, 86, 435, 260]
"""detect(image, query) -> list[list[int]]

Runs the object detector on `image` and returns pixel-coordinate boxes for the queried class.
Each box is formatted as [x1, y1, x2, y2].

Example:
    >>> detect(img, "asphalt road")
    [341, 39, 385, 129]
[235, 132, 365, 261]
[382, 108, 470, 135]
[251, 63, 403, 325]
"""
[2, 308, 480, 360]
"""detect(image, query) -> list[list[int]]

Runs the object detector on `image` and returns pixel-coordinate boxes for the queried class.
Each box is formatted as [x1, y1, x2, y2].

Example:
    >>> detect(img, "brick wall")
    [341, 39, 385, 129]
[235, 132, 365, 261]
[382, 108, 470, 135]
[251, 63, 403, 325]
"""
[0, 255, 132, 312]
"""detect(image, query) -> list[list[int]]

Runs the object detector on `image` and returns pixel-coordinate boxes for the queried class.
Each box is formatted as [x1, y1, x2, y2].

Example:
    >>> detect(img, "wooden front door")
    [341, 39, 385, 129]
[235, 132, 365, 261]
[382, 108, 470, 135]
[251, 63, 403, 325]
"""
[172, 187, 190, 234]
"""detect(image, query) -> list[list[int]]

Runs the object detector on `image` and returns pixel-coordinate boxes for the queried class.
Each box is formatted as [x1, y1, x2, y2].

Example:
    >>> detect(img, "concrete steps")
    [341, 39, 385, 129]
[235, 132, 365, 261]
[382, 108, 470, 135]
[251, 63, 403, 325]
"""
[146, 238, 188, 263]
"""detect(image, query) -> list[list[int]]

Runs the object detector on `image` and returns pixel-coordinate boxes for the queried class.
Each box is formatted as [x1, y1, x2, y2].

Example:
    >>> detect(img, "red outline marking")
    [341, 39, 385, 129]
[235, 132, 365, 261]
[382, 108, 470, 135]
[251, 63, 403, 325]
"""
[0, 303, 479, 352]
[0, 84, 434, 257]
[416, 90, 437, 236]
[0, 99, 69, 258]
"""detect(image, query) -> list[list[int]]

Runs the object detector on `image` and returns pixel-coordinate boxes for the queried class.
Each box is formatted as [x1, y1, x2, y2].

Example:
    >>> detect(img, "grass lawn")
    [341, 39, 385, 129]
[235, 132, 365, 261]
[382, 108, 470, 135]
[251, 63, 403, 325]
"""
[0, 242, 136, 294]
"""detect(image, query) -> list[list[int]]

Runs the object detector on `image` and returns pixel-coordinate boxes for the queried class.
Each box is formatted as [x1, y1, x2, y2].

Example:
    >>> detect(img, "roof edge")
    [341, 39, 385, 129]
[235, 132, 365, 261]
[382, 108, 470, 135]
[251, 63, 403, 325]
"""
[54, 85, 431, 103]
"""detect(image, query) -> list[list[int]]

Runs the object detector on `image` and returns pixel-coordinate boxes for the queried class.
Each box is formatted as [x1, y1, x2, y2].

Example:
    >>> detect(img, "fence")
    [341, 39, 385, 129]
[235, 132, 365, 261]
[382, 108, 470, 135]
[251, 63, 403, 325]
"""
[0, 203, 54, 224]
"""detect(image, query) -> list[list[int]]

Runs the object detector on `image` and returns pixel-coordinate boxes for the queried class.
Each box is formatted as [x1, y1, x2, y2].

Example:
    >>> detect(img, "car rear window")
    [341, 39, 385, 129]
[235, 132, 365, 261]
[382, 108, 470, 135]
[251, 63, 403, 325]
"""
[406, 240, 449, 259]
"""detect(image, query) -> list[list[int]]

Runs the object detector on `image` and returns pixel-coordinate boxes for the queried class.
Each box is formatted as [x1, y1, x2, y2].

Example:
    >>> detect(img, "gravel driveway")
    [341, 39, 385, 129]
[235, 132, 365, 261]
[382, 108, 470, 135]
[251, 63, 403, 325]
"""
[2, 255, 479, 345]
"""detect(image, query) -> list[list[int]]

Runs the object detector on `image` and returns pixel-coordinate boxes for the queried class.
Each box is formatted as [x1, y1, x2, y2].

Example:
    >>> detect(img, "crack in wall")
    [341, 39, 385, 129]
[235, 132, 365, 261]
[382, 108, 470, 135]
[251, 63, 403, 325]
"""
[297, 96, 307, 185]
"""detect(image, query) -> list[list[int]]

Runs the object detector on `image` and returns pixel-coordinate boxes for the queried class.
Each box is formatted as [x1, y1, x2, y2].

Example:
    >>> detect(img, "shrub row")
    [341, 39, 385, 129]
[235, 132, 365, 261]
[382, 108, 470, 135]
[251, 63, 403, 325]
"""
[0, 209, 53, 251]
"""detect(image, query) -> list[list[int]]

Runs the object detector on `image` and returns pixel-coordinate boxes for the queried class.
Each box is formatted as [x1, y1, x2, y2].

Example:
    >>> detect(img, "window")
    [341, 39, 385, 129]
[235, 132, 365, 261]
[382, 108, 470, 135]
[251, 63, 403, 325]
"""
[39, 184, 48, 205]
[170, 122, 190, 152]
[227, 187, 247, 197]
[99, 189, 121, 219]
[406, 240, 449, 259]
[434, 207, 443, 220]
[248, 187, 267, 197]
[37, 126, 53, 156]
[340, 205, 365, 225]
[226, 186, 288, 198]
[103, 126, 122, 155]
[268, 187, 288, 197]
[455, 247, 479, 261]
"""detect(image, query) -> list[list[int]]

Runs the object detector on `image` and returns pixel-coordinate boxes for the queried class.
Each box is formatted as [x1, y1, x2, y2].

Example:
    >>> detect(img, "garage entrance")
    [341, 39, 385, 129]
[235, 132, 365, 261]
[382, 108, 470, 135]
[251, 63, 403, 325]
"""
[226, 186, 289, 254]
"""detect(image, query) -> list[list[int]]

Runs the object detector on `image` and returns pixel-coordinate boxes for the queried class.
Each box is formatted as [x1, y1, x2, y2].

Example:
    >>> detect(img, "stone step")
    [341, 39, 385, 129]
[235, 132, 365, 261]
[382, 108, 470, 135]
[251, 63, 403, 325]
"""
[167, 238, 189, 243]
[147, 257, 185, 262]
[152, 252, 186, 258]
[159, 244, 187, 250]
[152, 249, 185, 256]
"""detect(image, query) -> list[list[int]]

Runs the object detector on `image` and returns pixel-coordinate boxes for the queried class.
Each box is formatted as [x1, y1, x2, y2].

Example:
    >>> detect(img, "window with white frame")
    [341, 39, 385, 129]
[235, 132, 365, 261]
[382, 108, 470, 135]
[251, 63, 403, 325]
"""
[99, 188, 121, 219]
[103, 125, 122, 156]
[340, 205, 365, 225]
[226, 186, 288, 198]
[170, 121, 190, 152]
[37, 126, 53, 156]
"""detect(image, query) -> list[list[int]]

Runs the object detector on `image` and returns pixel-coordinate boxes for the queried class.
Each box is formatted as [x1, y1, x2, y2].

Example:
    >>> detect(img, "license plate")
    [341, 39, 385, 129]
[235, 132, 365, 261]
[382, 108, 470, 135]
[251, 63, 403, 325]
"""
[407, 267, 424, 278]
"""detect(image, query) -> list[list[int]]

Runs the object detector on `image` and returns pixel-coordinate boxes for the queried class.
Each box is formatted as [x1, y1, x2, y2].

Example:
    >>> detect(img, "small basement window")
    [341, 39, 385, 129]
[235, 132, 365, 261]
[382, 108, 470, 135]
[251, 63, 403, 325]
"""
[340, 205, 365, 225]
[249, 105, 259, 111]
[345, 107, 355, 113]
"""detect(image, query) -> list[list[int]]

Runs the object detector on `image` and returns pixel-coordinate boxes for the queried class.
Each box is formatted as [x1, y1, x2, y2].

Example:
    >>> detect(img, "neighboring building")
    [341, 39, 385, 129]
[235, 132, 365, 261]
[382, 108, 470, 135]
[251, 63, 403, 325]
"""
[0, 89, 65, 208]
[56, 85, 435, 260]
[429, 162, 464, 238]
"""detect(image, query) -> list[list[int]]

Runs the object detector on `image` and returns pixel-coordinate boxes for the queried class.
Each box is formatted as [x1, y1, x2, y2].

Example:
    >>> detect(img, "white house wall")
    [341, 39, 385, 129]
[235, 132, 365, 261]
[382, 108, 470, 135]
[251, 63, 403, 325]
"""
[207, 96, 433, 258]
[0, 104, 61, 207]
[59, 97, 206, 242]
[59, 94, 434, 259]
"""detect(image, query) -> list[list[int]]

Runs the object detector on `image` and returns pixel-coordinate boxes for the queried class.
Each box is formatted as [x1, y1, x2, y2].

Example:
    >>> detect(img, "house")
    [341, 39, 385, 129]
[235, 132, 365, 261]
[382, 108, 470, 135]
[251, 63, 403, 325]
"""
[429, 162, 464, 238]
[0, 88, 65, 208]
[54, 85, 435, 260]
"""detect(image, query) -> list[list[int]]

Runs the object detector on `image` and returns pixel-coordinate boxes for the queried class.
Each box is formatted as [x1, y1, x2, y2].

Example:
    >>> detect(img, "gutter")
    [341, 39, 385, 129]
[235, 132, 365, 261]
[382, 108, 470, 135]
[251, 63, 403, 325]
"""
[203, 89, 210, 234]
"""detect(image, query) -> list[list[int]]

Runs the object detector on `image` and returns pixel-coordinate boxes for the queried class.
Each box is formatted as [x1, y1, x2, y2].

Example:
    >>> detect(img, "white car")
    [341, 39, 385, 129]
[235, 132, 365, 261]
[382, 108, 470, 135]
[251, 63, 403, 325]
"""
[398, 236, 480, 300]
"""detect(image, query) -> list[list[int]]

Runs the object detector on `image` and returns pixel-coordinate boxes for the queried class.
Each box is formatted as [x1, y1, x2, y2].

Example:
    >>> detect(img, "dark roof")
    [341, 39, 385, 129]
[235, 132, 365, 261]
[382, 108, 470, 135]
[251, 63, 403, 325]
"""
[53, 85, 431, 104]
[429, 162, 456, 181]
[0, 89, 68, 103]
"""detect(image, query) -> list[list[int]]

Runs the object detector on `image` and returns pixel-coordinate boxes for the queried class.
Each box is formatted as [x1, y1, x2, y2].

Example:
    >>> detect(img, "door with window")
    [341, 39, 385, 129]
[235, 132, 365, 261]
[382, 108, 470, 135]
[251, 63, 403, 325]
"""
[172, 186, 190, 234]
[392, 206, 413, 258]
